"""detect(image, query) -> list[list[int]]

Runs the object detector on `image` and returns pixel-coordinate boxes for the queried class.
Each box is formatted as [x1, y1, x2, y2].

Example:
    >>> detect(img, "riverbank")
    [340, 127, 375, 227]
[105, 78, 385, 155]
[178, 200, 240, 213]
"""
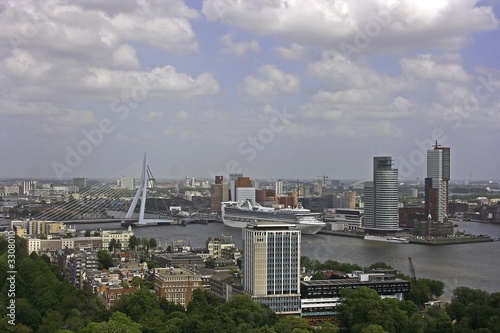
[317, 230, 495, 245]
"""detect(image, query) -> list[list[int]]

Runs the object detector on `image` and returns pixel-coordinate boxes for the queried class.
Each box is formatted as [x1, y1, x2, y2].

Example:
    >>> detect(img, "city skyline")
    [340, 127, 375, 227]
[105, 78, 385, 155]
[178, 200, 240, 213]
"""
[1, 1, 499, 181]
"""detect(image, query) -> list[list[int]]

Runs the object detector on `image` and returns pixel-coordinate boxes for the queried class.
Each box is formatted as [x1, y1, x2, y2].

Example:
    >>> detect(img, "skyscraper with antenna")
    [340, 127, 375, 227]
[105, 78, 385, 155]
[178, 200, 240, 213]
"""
[425, 141, 450, 223]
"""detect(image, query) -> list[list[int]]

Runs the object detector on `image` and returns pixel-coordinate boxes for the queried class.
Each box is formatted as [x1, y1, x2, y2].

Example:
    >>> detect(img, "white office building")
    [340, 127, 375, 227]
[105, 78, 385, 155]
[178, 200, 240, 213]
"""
[243, 222, 301, 315]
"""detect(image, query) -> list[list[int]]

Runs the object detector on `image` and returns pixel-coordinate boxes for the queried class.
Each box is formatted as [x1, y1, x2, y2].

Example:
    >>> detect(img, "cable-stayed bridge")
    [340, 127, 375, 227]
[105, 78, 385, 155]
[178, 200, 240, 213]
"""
[35, 154, 174, 226]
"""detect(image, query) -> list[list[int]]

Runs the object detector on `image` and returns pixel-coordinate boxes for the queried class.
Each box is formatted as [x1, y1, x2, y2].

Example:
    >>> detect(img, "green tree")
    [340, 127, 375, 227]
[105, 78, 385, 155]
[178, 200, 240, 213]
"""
[217, 293, 277, 330]
[111, 288, 164, 324]
[148, 238, 157, 251]
[141, 237, 149, 251]
[15, 302, 42, 330]
[423, 305, 453, 333]
[453, 286, 489, 306]
[37, 310, 64, 333]
[130, 276, 143, 287]
[361, 324, 387, 333]
[314, 321, 339, 333]
[205, 259, 216, 268]
[186, 288, 210, 315]
[97, 250, 113, 269]
[338, 287, 413, 333]
[129, 235, 139, 250]
[84, 230, 91, 237]
[273, 316, 313, 333]
[81, 311, 141, 333]
[311, 272, 324, 280]
[108, 239, 117, 252]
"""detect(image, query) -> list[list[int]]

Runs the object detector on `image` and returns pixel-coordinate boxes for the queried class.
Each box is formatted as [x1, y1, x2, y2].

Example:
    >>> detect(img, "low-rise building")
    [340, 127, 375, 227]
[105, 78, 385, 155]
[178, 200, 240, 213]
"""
[300, 273, 410, 319]
[209, 271, 242, 301]
[152, 252, 205, 269]
[26, 236, 102, 254]
[206, 235, 235, 259]
[323, 209, 363, 231]
[99, 286, 140, 309]
[154, 267, 203, 308]
[101, 226, 134, 249]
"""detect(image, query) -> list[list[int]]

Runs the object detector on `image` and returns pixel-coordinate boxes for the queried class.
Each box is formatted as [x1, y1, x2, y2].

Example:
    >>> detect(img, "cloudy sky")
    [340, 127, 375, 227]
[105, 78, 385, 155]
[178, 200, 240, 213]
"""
[1, 0, 499, 182]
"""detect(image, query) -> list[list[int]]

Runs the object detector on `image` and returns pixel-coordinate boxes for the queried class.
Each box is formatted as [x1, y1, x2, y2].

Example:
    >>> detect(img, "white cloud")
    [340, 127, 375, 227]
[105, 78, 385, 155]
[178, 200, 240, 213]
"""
[112, 43, 140, 69]
[274, 43, 309, 61]
[141, 111, 164, 122]
[240, 64, 300, 101]
[203, 0, 498, 52]
[219, 33, 259, 57]
[174, 111, 189, 121]
[307, 51, 407, 91]
[401, 53, 470, 82]
[334, 120, 402, 138]
[0, 100, 97, 138]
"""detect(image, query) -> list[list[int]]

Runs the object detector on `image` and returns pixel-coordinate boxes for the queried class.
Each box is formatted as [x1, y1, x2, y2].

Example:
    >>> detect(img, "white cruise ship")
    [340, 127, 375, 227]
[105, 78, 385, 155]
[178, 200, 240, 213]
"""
[221, 200, 325, 235]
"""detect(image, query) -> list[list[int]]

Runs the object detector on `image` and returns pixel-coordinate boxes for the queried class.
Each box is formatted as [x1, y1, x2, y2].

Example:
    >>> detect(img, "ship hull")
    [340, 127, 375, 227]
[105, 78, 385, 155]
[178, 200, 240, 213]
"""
[222, 217, 324, 235]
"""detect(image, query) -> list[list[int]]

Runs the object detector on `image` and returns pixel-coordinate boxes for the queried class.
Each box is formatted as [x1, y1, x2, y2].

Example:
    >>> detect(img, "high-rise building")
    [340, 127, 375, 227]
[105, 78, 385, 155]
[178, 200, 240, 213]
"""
[275, 180, 283, 196]
[425, 142, 450, 223]
[211, 176, 230, 212]
[243, 222, 301, 315]
[120, 177, 135, 190]
[231, 176, 255, 202]
[229, 173, 243, 201]
[344, 190, 357, 209]
[23, 180, 36, 195]
[363, 156, 399, 232]
[73, 178, 87, 192]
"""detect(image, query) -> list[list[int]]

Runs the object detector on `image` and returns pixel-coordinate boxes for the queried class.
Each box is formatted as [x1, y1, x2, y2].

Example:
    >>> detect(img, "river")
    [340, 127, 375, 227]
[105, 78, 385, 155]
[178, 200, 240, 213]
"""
[3, 218, 499, 298]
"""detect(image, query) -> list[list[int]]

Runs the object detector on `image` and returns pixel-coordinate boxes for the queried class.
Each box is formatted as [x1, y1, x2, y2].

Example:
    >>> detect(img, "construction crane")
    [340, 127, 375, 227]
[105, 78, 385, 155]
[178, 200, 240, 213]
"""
[409, 257, 422, 309]
[317, 174, 328, 188]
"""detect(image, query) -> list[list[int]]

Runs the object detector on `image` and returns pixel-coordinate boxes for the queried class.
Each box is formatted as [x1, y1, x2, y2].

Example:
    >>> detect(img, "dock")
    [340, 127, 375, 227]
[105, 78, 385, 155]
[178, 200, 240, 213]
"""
[317, 230, 495, 245]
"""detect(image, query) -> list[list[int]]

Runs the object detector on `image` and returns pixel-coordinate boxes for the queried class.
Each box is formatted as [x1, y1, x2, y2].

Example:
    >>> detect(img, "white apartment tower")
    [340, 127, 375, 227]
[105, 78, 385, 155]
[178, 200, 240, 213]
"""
[363, 156, 399, 232]
[275, 180, 283, 196]
[243, 222, 301, 315]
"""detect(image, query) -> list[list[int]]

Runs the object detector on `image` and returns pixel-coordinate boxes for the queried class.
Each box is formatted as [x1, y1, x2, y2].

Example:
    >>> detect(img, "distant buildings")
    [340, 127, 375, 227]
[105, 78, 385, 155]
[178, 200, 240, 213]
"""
[22, 225, 133, 254]
[243, 222, 301, 315]
[363, 157, 399, 233]
[3, 185, 20, 196]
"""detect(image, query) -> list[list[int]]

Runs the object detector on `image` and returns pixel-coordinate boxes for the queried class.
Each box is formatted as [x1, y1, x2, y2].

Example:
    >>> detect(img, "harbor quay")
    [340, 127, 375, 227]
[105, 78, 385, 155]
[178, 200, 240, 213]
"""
[318, 229, 495, 245]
